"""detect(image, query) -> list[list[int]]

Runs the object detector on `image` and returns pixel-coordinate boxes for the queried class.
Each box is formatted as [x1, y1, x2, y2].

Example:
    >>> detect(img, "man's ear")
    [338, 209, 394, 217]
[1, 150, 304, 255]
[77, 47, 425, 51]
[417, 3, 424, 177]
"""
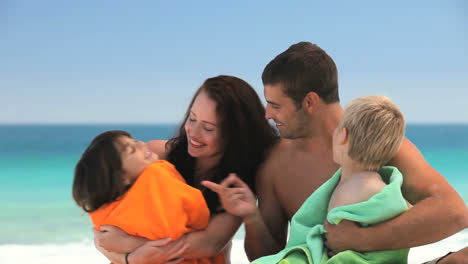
[302, 92, 319, 112]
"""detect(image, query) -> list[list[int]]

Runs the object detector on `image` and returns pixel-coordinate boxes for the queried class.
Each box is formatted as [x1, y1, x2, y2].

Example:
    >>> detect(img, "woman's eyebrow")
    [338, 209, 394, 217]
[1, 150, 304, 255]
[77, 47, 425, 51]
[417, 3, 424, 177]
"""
[202, 120, 217, 126]
[190, 111, 217, 126]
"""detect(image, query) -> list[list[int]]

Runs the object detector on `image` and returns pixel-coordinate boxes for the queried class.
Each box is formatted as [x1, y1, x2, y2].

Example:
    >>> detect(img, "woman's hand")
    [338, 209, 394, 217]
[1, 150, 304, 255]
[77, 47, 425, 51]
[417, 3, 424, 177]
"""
[94, 236, 186, 264]
[95, 238, 126, 264]
[127, 237, 188, 264]
[93, 225, 147, 253]
[202, 173, 257, 220]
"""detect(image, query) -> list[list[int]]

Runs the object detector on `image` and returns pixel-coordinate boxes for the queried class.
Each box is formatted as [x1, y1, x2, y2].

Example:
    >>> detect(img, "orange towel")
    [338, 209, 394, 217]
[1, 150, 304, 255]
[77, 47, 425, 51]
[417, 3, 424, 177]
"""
[90, 160, 225, 264]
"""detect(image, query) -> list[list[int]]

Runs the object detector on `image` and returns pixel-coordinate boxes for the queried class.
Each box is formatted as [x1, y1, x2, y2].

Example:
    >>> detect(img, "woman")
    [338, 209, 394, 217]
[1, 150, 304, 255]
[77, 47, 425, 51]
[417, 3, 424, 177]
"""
[93, 75, 278, 264]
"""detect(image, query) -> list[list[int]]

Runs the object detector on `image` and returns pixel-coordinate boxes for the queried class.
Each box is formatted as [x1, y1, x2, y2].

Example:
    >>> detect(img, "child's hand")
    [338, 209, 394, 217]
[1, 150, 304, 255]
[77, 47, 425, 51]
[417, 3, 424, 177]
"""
[127, 238, 187, 264]
[202, 173, 257, 220]
[93, 225, 147, 253]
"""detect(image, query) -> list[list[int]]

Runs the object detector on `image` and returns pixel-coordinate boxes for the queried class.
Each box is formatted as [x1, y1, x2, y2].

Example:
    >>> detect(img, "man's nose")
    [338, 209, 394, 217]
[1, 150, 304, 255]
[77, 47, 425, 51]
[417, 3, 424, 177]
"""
[265, 105, 274, 120]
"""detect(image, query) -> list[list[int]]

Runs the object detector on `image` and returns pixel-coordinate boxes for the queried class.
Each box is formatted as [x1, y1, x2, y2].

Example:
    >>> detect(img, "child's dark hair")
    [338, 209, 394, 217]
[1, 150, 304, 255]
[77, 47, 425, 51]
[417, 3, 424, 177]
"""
[72, 130, 131, 212]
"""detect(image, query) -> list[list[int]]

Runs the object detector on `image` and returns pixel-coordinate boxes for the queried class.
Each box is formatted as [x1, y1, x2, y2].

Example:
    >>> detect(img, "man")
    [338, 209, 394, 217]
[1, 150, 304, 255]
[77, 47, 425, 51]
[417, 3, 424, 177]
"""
[203, 42, 468, 261]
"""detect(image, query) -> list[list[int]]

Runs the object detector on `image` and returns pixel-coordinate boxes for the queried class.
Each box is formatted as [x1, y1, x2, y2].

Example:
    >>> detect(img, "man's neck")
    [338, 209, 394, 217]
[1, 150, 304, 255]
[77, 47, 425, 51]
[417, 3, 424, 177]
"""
[290, 102, 343, 152]
[319, 102, 343, 131]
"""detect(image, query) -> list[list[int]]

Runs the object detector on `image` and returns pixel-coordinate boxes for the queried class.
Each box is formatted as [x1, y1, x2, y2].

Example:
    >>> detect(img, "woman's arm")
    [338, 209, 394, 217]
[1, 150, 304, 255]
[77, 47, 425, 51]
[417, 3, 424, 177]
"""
[146, 140, 169, 159]
[129, 212, 241, 263]
[182, 212, 241, 259]
[95, 236, 187, 264]
[95, 212, 241, 263]
[93, 226, 148, 253]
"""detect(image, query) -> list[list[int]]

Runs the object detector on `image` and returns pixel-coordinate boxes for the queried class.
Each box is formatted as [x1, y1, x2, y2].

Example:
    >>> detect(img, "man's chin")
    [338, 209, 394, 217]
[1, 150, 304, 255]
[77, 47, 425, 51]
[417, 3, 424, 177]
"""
[279, 130, 302, 140]
[279, 131, 292, 139]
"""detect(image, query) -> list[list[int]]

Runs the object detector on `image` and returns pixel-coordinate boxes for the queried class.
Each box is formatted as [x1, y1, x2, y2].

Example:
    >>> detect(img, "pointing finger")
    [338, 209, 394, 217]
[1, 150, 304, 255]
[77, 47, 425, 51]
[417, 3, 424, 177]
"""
[220, 173, 249, 189]
[201, 181, 223, 194]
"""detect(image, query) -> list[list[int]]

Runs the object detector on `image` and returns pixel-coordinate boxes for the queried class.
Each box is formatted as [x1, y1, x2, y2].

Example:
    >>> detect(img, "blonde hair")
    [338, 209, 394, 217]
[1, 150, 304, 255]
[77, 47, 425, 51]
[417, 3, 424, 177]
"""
[337, 95, 405, 171]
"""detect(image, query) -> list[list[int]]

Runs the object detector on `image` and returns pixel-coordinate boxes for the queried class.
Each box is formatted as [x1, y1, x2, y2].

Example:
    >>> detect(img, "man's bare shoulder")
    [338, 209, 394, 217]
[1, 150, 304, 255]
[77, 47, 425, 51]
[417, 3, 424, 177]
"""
[258, 139, 297, 176]
[268, 138, 297, 157]
[256, 139, 300, 190]
[147, 140, 169, 159]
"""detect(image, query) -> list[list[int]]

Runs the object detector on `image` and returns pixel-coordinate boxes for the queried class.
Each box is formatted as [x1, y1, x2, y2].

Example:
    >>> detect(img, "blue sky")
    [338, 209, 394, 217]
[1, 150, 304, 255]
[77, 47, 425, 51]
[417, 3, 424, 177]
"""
[1, 0, 467, 124]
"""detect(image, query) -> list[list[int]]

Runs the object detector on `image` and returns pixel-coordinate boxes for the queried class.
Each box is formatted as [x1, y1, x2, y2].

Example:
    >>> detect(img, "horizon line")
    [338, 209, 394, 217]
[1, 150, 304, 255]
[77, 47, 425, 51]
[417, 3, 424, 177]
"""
[1, 122, 468, 126]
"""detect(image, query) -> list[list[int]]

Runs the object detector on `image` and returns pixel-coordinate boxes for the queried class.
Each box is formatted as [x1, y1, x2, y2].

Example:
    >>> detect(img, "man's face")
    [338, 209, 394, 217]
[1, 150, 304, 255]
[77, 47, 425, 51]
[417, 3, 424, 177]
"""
[264, 83, 307, 139]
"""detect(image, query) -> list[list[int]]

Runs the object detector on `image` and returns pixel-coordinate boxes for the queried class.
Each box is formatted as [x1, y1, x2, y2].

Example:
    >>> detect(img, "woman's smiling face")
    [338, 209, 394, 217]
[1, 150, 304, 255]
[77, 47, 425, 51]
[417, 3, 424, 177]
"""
[184, 91, 222, 160]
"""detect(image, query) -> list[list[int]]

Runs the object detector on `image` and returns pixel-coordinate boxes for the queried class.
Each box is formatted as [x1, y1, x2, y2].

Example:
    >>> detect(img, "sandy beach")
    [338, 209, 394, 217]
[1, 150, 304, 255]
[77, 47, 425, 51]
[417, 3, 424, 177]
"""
[1, 229, 466, 264]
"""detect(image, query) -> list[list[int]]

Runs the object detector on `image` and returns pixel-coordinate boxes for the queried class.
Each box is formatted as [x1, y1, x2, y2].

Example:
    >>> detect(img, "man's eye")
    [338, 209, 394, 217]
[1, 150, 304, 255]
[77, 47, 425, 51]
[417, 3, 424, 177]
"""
[269, 103, 279, 109]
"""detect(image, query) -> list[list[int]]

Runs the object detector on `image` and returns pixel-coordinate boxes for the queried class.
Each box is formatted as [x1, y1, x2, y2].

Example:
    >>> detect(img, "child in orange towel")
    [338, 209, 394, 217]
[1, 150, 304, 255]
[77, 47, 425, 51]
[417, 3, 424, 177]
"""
[72, 130, 224, 264]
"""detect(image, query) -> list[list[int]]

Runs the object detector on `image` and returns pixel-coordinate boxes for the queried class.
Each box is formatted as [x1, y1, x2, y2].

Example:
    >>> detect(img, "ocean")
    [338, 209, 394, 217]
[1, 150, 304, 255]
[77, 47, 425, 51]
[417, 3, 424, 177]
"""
[0, 124, 467, 263]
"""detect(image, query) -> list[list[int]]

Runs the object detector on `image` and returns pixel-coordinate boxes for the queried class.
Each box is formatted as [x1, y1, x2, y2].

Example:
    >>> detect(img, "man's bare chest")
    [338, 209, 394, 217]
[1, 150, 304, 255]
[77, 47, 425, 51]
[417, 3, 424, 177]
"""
[274, 156, 338, 218]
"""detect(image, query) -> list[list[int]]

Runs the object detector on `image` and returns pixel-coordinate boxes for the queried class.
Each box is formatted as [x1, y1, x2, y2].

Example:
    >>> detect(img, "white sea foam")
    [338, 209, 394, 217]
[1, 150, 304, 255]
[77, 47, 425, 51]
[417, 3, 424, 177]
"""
[408, 229, 468, 263]
[0, 240, 108, 264]
[0, 230, 466, 264]
[0, 239, 249, 264]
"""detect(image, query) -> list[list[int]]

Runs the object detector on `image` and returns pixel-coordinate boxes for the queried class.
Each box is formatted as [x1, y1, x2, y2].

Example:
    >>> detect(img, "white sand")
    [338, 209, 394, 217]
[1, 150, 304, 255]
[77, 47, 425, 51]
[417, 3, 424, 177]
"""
[0, 239, 248, 264]
[1, 230, 466, 264]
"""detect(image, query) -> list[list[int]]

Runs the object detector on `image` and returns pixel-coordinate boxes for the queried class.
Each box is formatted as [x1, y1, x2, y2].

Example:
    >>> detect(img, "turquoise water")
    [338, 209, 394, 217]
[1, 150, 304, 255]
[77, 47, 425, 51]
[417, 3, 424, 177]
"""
[0, 124, 176, 244]
[0, 124, 467, 245]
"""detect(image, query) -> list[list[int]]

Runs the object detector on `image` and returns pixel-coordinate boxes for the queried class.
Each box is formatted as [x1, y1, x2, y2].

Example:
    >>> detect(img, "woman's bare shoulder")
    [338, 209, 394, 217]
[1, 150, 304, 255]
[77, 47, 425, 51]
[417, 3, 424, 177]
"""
[146, 140, 169, 159]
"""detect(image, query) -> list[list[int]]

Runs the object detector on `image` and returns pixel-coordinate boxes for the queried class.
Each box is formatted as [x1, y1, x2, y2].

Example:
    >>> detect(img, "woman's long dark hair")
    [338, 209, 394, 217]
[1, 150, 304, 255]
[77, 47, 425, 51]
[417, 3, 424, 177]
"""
[166, 75, 278, 213]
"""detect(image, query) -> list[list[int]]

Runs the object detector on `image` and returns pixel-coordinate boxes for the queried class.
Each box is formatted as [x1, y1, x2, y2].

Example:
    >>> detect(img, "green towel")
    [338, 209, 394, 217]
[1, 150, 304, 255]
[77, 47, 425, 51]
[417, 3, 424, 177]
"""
[252, 166, 409, 264]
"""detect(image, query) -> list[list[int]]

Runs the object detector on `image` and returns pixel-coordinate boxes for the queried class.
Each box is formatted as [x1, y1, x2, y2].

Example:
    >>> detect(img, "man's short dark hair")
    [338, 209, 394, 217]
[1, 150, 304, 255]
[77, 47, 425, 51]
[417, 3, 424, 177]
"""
[262, 41, 340, 108]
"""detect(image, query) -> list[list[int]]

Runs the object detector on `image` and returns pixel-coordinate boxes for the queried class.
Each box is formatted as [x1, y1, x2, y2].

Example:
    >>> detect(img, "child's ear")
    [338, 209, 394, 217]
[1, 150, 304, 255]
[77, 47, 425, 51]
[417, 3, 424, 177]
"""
[302, 92, 319, 112]
[121, 173, 131, 185]
[338, 127, 348, 145]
